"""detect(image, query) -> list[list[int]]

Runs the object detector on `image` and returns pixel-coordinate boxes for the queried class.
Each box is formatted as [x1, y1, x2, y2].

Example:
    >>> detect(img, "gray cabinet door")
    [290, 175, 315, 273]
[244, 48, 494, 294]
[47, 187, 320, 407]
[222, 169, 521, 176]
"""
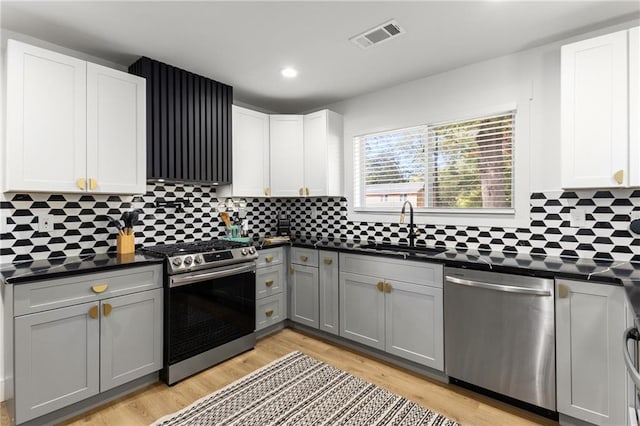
[319, 251, 339, 335]
[339, 272, 385, 351]
[290, 264, 319, 328]
[100, 288, 163, 391]
[384, 279, 443, 370]
[556, 280, 627, 425]
[14, 302, 100, 423]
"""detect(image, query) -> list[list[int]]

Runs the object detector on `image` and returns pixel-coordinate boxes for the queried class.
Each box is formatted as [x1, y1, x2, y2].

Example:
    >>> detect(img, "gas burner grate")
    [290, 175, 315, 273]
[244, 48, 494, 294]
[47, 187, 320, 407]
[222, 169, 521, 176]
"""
[141, 239, 249, 257]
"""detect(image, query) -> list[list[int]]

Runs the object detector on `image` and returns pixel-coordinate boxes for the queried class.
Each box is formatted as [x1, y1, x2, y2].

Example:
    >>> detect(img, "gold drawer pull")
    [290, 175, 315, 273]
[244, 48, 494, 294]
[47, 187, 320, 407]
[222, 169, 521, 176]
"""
[92, 284, 108, 293]
[384, 282, 392, 293]
[77, 178, 86, 190]
[265, 256, 274, 263]
[265, 310, 274, 317]
[103, 303, 112, 316]
[89, 178, 97, 190]
[89, 305, 99, 319]
[300, 255, 308, 262]
[264, 187, 270, 196]
[305, 187, 310, 196]
[614, 169, 624, 185]
[265, 280, 274, 287]
[557, 283, 569, 299]
[324, 258, 333, 265]
[290, 265, 294, 274]
[377, 281, 384, 292]
[299, 187, 304, 196]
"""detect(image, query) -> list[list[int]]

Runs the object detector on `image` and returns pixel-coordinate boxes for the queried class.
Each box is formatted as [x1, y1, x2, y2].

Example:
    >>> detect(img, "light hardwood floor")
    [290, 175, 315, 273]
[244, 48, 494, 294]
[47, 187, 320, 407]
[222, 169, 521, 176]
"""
[1, 328, 559, 425]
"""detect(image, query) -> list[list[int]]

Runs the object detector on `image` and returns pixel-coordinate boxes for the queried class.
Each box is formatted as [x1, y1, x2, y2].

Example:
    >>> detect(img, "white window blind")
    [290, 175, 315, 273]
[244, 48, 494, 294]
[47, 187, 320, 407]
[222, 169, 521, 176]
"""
[354, 110, 515, 212]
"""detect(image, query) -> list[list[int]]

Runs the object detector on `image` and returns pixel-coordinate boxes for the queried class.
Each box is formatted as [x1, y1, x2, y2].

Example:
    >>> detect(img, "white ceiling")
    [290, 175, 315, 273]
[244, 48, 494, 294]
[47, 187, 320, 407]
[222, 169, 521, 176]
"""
[1, 1, 639, 113]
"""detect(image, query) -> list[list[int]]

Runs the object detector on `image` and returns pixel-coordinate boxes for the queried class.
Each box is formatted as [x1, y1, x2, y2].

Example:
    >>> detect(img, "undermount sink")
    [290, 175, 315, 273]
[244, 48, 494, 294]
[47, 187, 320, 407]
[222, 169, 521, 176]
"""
[360, 242, 447, 256]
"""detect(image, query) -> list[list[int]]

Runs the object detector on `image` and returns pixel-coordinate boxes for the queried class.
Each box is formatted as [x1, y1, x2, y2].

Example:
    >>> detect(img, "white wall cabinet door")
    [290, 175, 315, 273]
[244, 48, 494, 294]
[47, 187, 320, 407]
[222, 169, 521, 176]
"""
[219, 106, 270, 197]
[303, 110, 343, 196]
[629, 27, 640, 186]
[318, 251, 339, 335]
[14, 302, 100, 424]
[385, 279, 443, 370]
[270, 115, 304, 196]
[561, 30, 629, 188]
[290, 263, 319, 328]
[87, 63, 146, 194]
[6, 39, 87, 193]
[556, 280, 628, 425]
[100, 288, 163, 392]
[339, 271, 385, 351]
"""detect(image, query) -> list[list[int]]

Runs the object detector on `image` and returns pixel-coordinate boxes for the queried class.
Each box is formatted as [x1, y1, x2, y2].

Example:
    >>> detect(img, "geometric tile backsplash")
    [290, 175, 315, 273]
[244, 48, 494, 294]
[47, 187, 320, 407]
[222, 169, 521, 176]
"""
[1, 183, 639, 264]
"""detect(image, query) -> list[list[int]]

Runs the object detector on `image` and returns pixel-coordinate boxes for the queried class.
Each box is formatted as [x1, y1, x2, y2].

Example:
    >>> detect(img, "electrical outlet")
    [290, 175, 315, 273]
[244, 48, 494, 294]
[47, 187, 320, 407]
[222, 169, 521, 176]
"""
[570, 208, 586, 228]
[38, 215, 54, 233]
[310, 207, 318, 219]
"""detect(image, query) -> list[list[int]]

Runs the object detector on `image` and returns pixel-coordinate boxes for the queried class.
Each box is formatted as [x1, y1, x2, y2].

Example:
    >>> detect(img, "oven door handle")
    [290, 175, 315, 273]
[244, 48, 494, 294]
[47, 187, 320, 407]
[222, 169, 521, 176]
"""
[170, 263, 256, 288]
[623, 326, 640, 389]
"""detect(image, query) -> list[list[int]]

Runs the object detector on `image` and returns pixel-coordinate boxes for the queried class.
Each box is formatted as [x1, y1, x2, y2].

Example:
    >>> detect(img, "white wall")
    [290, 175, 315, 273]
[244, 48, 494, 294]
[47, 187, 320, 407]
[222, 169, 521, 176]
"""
[325, 19, 639, 226]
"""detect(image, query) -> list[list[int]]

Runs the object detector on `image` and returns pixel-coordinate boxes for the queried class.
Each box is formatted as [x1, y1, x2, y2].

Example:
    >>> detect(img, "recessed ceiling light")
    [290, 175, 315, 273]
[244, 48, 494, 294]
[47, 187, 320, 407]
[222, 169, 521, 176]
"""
[281, 67, 298, 78]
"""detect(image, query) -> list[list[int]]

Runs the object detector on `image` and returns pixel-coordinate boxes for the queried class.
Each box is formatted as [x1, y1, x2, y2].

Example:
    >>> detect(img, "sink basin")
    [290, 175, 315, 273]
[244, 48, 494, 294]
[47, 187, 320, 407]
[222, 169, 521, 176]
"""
[360, 242, 447, 256]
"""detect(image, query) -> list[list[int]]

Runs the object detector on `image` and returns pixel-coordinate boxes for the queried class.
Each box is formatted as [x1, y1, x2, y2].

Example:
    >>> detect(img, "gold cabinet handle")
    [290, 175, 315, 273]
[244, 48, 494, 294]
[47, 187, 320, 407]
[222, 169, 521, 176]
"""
[305, 187, 310, 196]
[290, 265, 294, 274]
[265, 256, 274, 263]
[300, 255, 308, 262]
[614, 169, 624, 185]
[77, 178, 86, 190]
[323, 258, 333, 265]
[384, 282, 392, 293]
[89, 178, 97, 190]
[91, 284, 108, 293]
[299, 187, 304, 196]
[557, 283, 569, 299]
[264, 187, 270, 196]
[89, 305, 99, 319]
[377, 281, 384, 292]
[265, 310, 274, 317]
[103, 303, 112, 316]
[265, 280, 274, 287]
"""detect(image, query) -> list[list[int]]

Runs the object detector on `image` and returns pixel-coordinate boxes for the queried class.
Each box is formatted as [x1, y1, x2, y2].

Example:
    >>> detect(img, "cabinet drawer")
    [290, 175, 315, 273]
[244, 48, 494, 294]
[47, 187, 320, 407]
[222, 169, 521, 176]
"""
[256, 293, 284, 331]
[14, 265, 163, 316]
[256, 265, 284, 299]
[339, 253, 443, 288]
[291, 247, 318, 267]
[257, 247, 284, 268]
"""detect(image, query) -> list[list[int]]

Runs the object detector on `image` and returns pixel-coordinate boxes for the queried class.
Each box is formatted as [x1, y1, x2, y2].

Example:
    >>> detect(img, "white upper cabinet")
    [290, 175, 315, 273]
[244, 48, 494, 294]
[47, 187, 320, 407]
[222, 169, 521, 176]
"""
[561, 27, 639, 188]
[303, 110, 343, 197]
[218, 106, 270, 197]
[270, 114, 305, 197]
[5, 39, 146, 194]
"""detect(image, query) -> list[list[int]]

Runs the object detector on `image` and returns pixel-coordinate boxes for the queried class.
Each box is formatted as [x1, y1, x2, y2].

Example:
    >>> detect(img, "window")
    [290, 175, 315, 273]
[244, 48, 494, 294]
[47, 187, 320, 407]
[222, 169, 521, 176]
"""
[354, 111, 515, 212]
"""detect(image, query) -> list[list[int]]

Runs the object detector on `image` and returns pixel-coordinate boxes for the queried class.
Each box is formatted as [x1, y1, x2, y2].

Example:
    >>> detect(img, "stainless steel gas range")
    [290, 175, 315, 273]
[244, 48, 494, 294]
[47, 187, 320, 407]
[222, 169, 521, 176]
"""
[142, 239, 258, 385]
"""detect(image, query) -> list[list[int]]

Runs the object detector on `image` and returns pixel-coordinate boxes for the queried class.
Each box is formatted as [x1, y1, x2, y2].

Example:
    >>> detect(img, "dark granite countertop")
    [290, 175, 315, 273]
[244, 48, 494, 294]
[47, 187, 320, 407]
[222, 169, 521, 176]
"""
[0, 252, 164, 285]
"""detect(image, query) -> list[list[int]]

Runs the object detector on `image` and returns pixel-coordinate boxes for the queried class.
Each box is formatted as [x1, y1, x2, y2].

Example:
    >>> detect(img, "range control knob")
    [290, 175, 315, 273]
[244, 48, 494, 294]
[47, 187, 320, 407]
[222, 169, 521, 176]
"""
[172, 257, 183, 267]
[183, 256, 193, 266]
[194, 255, 203, 265]
[240, 248, 248, 256]
[248, 247, 256, 255]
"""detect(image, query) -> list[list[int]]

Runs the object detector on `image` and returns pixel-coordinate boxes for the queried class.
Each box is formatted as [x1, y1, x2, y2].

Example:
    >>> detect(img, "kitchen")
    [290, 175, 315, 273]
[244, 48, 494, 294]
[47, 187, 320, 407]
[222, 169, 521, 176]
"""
[0, 1, 639, 425]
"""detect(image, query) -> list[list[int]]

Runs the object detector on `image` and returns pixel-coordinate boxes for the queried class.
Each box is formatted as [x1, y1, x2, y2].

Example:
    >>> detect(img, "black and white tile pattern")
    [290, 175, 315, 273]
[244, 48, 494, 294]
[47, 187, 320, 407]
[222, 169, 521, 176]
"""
[1, 184, 639, 264]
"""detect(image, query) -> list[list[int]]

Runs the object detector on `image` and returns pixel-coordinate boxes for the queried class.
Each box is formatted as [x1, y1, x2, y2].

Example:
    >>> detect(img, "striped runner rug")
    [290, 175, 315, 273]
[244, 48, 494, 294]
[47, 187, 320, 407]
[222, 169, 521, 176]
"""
[152, 351, 459, 426]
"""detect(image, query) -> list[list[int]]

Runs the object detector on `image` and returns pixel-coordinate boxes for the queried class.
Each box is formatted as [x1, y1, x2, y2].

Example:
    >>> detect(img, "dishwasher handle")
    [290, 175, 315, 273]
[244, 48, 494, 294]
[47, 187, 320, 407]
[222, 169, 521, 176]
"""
[445, 275, 552, 296]
[623, 327, 640, 389]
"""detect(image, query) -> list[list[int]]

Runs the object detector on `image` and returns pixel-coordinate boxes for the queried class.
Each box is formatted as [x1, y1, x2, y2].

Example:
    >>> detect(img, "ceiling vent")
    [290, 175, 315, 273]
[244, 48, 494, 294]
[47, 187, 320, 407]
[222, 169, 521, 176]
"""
[350, 19, 405, 49]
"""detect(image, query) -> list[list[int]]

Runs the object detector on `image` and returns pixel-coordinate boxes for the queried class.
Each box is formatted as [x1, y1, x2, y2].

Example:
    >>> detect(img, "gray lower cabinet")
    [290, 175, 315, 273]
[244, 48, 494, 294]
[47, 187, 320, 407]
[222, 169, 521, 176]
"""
[9, 265, 163, 425]
[256, 248, 286, 331]
[556, 279, 629, 426]
[338, 253, 444, 370]
[318, 251, 339, 335]
[290, 263, 319, 328]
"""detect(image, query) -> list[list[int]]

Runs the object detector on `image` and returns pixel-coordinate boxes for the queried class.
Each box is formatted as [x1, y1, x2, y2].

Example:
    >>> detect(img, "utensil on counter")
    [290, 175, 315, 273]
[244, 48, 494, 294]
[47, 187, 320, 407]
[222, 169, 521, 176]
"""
[220, 212, 232, 228]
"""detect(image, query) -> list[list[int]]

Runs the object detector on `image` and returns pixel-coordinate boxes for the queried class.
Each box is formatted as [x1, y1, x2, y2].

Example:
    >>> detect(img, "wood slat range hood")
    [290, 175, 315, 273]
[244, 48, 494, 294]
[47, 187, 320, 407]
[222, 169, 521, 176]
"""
[129, 57, 232, 185]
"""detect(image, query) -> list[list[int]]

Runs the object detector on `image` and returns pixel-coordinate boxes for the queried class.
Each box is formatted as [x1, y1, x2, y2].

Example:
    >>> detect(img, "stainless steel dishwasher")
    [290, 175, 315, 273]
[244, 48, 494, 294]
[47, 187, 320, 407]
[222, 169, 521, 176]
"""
[444, 267, 556, 413]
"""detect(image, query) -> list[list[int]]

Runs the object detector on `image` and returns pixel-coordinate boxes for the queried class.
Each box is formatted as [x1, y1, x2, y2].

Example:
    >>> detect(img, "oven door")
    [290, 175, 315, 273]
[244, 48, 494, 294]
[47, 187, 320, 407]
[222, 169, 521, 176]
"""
[624, 327, 640, 426]
[167, 262, 256, 367]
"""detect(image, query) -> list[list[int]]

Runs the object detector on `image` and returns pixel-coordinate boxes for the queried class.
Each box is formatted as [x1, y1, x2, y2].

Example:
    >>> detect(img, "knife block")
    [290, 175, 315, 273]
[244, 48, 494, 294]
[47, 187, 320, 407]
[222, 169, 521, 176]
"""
[117, 234, 135, 255]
